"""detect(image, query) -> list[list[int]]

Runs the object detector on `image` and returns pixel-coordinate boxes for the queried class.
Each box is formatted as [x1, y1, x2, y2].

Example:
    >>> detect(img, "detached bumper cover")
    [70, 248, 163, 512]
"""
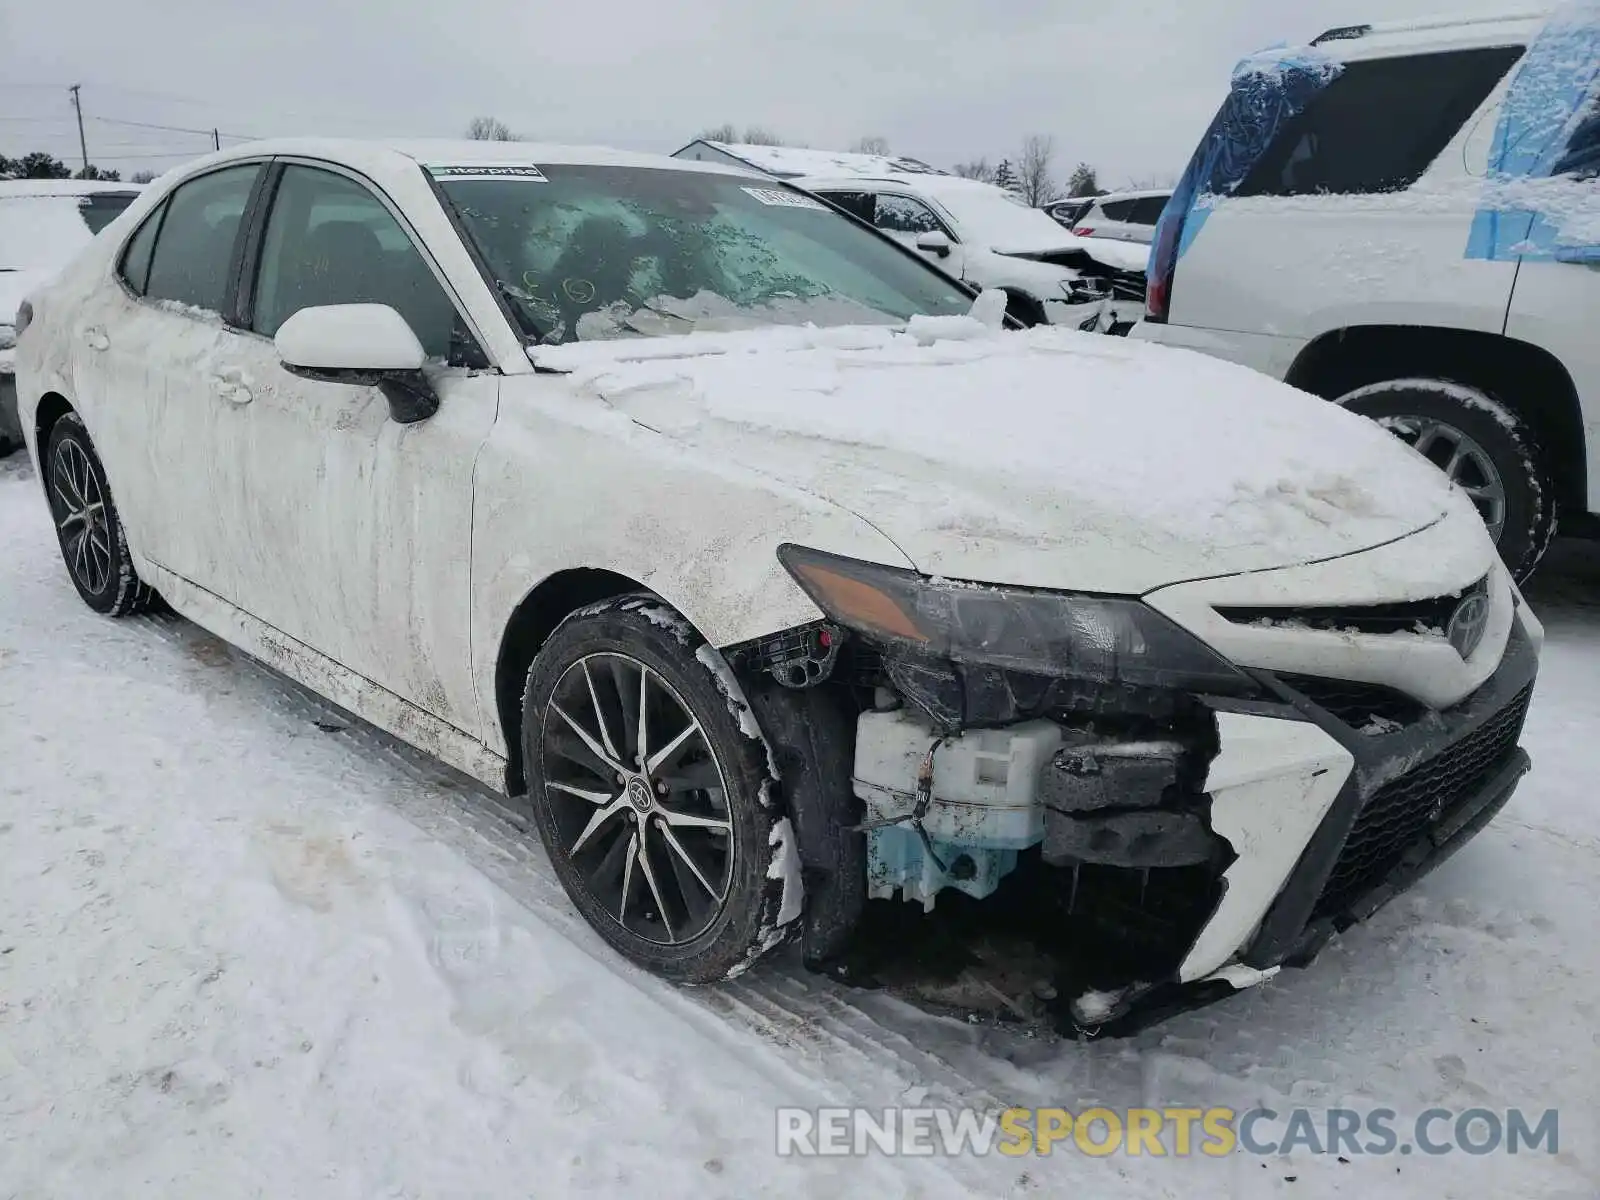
[1098, 616, 1538, 1034]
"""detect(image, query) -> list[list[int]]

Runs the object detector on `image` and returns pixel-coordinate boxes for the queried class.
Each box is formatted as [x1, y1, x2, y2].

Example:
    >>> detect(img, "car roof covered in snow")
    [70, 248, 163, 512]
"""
[1303, 8, 1552, 59]
[147, 138, 769, 195]
[0, 180, 144, 200]
[689, 142, 948, 180]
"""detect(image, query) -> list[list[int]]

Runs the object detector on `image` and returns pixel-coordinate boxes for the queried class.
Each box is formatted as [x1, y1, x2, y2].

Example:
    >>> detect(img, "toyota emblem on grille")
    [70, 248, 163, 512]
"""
[1447, 585, 1490, 659]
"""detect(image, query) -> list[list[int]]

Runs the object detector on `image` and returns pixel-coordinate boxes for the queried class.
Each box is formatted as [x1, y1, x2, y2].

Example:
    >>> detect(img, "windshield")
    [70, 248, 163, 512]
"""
[436, 165, 973, 343]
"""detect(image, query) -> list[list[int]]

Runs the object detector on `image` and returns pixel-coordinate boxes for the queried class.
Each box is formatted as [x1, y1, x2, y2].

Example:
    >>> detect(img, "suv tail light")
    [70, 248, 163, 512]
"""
[1145, 203, 1187, 323]
[1073, 226, 1095, 238]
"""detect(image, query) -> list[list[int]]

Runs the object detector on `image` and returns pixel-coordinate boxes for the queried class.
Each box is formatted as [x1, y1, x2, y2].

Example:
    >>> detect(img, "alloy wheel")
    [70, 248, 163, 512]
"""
[1375, 415, 1507, 541]
[49, 437, 113, 594]
[539, 652, 736, 945]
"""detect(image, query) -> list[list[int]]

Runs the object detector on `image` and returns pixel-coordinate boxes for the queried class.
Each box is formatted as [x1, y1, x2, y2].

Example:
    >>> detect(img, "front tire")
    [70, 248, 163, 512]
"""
[522, 596, 799, 982]
[43, 412, 157, 615]
[1337, 378, 1556, 583]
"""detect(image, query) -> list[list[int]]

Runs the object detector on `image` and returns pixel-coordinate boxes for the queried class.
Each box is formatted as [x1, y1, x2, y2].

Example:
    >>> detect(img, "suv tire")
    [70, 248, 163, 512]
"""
[1337, 378, 1556, 583]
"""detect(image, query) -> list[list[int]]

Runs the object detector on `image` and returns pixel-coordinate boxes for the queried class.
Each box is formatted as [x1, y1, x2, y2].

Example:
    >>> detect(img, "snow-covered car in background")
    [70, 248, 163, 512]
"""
[0, 180, 141, 456]
[1066, 188, 1173, 244]
[1135, 7, 1600, 583]
[14, 139, 1543, 1028]
[794, 172, 1151, 331]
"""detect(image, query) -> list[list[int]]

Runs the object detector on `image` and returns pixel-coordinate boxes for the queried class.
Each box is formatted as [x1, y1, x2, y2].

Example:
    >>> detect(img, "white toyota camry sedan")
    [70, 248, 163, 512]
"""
[12, 139, 1542, 1029]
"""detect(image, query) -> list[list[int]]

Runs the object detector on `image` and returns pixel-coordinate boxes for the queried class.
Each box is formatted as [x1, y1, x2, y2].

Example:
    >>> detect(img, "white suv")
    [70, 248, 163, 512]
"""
[1134, 8, 1599, 581]
[1062, 188, 1173, 244]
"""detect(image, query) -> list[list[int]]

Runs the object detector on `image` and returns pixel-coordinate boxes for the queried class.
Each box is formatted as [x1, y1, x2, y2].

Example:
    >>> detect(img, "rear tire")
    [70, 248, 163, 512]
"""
[1337, 378, 1556, 583]
[43, 412, 157, 615]
[521, 596, 799, 982]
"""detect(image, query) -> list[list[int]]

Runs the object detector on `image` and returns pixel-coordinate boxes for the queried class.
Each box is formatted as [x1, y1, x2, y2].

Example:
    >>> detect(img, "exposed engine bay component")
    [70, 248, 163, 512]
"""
[1039, 732, 1225, 868]
[853, 710, 1065, 909]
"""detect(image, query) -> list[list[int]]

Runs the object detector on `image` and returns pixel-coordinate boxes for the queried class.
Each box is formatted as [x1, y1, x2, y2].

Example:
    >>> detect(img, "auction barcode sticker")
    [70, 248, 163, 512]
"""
[741, 187, 829, 210]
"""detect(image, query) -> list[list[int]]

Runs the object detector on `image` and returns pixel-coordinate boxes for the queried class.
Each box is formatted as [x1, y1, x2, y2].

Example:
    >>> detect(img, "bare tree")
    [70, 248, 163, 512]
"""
[1016, 134, 1060, 207]
[1126, 172, 1179, 190]
[466, 116, 518, 141]
[952, 158, 996, 182]
[130, 169, 158, 184]
[852, 136, 891, 156]
[698, 123, 738, 143]
[740, 126, 785, 146]
[1067, 161, 1104, 197]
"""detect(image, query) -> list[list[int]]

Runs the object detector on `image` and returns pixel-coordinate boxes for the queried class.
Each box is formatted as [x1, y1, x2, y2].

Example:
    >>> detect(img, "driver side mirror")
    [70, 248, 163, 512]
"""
[915, 230, 952, 258]
[274, 303, 439, 424]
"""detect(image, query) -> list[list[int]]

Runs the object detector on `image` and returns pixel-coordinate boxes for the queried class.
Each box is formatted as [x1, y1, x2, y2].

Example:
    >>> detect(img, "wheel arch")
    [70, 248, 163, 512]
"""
[1000, 288, 1048, 327]
[1285, 325, 1587, 515]
[493, 567, 658, 794]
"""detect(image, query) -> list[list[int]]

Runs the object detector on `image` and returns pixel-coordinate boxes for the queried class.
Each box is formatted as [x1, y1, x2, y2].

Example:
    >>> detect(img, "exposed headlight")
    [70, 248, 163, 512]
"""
[777, 544, 1253, 694]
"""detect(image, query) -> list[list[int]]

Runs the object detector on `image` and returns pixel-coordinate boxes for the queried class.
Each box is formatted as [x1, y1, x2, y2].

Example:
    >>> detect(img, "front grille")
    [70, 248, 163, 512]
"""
[1277, 674, 1426, 730]
[1219, 577, 1488, 638]
[1313, 684, 1533, 919]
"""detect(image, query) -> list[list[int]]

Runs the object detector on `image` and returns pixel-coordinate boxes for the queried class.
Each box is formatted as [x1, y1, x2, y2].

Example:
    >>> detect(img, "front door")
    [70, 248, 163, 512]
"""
[209, 161, 501, 736]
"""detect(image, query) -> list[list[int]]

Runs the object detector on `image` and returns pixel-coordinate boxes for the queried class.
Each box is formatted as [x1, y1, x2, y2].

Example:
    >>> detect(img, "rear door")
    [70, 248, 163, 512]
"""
[1165, 46, 1526, 343]
[207, 159, 501, 732]
[1504, 100, 1600, 513]
[70, 162, 266, 590]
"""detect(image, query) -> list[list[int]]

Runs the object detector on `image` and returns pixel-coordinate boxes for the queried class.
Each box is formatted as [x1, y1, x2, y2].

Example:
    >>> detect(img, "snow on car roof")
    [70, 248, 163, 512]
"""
[0, 180, 143, 199]
[1301, 8, 1551, 58]
[697, 142, 948, 179]
[168, 138, 770, 186]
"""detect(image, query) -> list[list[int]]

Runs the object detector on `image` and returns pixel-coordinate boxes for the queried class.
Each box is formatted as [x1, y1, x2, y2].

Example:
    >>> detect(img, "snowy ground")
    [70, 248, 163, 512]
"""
[2, 451, 1597, 1199]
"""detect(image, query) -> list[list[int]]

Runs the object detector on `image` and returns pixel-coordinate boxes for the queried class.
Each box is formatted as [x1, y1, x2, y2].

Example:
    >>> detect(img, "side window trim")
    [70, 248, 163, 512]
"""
[255, 155, 496, 368]
[227, 160, 284, 329]
[116, 196, 169, 296]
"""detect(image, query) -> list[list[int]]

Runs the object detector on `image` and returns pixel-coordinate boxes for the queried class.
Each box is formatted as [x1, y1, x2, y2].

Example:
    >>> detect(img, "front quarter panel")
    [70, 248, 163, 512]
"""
[470, 376, 913, 759]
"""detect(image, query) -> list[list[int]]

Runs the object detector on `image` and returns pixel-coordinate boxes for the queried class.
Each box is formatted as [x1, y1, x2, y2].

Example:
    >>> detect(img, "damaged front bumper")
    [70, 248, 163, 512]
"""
[846, 617, 1539, 1033]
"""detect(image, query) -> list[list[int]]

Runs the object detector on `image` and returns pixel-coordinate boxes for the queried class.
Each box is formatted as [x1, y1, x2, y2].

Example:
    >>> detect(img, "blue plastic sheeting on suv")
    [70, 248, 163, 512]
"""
[1147, 45, 1344, 294]
[1467, 0, 1600, 264]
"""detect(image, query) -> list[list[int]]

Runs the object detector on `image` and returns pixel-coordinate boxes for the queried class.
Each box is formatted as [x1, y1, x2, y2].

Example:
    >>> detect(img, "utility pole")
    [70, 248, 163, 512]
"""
[212, 128, 220, 151]
[68, 84, 88, 172]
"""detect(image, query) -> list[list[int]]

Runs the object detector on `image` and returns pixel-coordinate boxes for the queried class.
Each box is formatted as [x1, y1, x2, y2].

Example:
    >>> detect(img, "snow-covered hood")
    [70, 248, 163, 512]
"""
[991, 232, 1150, 274]
[532, 322, 1471, 595]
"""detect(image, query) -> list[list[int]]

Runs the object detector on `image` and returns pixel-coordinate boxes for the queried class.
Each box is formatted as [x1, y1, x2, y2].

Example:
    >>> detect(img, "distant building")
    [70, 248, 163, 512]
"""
[670, 140, 948, 180]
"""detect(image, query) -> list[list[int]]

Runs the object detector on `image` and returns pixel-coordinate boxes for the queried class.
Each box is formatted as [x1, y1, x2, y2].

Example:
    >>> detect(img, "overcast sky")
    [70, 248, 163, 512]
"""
[4, 0, 1474, 187]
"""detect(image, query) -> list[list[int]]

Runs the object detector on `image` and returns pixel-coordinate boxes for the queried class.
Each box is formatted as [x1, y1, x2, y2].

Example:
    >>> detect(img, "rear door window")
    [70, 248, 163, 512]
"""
[1234, 46, 1525, 197]
[118, 199, 165, 294]
[143, 164, 262, 313]
[1098, 199, 1138, 221]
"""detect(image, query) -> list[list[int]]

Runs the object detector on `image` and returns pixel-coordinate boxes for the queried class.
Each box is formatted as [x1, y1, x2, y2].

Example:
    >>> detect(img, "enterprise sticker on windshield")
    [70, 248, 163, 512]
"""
[428, 164, 548, 182]
[741, 186, 828, 210]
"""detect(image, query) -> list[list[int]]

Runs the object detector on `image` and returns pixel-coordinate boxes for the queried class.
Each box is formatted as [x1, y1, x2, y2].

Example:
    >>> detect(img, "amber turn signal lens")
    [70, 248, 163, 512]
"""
[788, 561, 928, 643]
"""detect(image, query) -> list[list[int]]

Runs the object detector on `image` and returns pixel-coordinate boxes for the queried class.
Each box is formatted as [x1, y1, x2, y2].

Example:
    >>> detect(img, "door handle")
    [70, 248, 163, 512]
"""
[212, 368, 253, 405]
[82, 326, 109, 352]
